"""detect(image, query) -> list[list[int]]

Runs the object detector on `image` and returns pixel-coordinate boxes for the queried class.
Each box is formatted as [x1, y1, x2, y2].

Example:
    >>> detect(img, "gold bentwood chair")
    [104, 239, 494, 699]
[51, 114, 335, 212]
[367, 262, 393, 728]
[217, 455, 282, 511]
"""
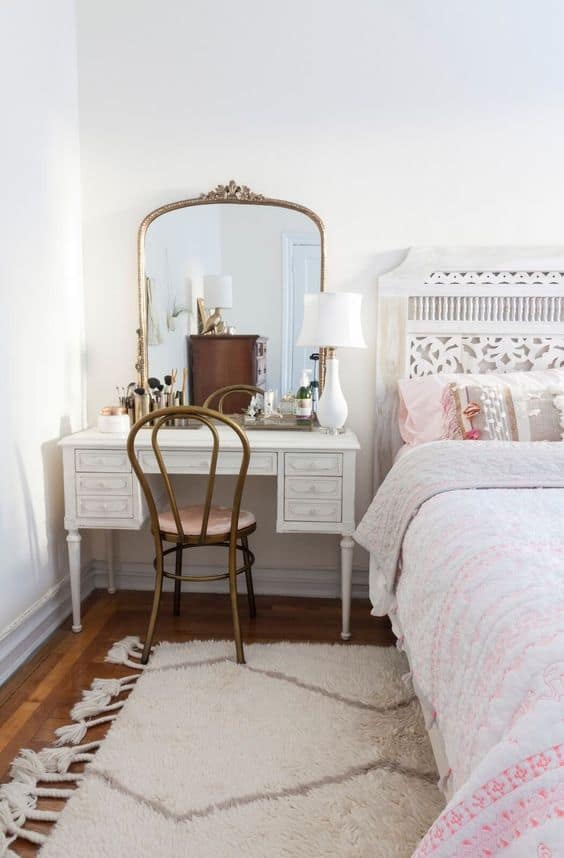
[127, 406, 257, 665]
[203, 384, 264, 413]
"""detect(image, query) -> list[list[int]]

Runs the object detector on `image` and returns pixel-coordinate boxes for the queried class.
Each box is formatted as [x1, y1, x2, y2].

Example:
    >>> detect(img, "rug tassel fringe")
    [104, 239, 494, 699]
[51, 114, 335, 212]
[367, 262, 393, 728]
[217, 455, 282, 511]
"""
[0, 795, 53, 853]
[10, 743, 101, 785]
[55, 713, 119, 747]
[70, 697, 125, 722]
[0, 637, 145, 856]
[70, 677, 137, 720]
[0, 829, 19, 858]
[91, 675, 139, 693]
[0, 782, 68, 816]
[0, 810, 47, 850]
[104, 636, 148, 669]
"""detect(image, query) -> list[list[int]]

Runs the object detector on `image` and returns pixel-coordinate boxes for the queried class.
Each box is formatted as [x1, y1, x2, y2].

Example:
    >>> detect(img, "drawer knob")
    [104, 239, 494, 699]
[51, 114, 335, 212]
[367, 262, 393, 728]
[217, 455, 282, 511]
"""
[293, 484, 320, 494]
[94, 502, 125, 512]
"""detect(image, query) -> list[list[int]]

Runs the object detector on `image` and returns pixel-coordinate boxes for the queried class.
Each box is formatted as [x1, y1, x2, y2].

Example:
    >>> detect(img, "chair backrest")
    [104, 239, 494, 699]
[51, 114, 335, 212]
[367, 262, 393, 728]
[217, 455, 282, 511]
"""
[203, 384, 264, 414]
[127, 406, 251, 544]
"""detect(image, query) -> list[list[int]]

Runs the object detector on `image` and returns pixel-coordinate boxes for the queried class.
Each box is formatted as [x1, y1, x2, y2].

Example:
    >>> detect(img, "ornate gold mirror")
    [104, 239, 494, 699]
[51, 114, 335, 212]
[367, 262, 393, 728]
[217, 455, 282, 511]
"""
[136, 181, 325, 411]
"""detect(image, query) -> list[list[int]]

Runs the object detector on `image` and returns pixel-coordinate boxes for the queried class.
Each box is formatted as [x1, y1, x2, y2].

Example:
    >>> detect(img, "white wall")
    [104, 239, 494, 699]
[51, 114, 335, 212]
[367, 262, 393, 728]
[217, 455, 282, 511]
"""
[76, 0, 564, 581]
[0, 0, 85, 675]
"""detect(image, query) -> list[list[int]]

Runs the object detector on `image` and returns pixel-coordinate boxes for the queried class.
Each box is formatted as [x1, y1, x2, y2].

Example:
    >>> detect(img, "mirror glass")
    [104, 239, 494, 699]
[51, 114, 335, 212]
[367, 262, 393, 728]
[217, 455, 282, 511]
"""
[144, 202, 322, 406]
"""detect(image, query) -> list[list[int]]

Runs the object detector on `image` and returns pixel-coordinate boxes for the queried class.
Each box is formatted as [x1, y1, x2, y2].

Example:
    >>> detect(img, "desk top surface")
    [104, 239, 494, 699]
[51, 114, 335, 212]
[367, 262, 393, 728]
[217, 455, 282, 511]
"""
[59, 426, 361, 452]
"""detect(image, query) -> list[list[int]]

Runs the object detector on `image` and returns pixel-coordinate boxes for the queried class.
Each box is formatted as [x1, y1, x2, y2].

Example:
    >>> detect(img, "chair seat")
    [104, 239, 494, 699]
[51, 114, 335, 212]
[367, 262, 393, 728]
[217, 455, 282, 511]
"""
[158, 504, 256, 537]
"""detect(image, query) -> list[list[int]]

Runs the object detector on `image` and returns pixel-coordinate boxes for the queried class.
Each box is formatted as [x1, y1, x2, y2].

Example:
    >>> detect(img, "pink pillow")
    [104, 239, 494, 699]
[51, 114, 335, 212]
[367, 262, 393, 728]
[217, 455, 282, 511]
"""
[397, 377, 448, 445]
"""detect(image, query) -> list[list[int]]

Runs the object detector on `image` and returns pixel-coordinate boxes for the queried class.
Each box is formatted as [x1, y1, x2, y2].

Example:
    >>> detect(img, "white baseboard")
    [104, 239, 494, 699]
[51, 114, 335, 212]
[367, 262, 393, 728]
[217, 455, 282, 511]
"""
[0, 568, 96, 687]
[91, 559, 369, 600]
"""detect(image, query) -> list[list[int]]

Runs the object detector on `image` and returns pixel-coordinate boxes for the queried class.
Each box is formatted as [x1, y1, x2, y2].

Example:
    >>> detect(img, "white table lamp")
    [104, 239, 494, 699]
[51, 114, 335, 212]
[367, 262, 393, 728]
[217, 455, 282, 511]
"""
[203, 274, 233, 334]
[297, 292, 366, 431]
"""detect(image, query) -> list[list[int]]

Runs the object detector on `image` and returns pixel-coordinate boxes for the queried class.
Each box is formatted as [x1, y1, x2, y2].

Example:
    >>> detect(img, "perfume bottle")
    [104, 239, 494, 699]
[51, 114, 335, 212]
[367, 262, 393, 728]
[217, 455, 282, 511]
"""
[295, 370, 313, 422]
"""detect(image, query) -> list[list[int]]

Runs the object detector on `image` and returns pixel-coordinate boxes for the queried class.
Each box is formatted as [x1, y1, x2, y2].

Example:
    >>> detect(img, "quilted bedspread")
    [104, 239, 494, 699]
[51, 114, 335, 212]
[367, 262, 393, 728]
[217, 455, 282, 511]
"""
[354, 441, 564, 856]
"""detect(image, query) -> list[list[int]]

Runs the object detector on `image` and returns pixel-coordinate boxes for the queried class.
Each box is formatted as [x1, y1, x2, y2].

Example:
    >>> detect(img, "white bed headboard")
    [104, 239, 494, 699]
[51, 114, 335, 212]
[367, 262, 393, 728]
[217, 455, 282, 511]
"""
[375, 246, 564, 482]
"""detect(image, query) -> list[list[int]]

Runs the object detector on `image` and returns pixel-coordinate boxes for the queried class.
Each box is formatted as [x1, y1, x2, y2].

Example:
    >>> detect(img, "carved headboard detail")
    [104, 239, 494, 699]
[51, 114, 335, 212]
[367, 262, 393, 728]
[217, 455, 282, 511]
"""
[410, 334, 564, 376]
[374, 248, 564, 483]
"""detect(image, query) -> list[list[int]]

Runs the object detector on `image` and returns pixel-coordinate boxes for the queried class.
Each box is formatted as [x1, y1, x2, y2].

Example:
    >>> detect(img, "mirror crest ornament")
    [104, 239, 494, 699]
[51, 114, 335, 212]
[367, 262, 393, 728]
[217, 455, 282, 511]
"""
[136, 180, 326, 392]
[199, 180, 265, 202]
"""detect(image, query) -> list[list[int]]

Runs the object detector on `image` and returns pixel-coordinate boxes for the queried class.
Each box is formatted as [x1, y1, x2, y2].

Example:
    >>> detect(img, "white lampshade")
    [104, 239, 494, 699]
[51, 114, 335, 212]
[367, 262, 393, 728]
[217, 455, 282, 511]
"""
[204, 274, 233, 309]
[296, 292, 366, 348]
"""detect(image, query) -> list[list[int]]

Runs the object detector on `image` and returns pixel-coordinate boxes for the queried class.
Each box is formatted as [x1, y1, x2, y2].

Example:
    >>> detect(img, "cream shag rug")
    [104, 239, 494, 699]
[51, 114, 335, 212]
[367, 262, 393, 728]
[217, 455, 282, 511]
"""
[3, 639, 444, 857]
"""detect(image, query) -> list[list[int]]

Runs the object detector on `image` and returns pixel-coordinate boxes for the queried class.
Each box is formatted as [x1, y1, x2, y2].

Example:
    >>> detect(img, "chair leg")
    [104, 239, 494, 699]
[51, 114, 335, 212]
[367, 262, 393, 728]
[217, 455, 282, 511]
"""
[242, 535, 256, 619]
[173, 545, 183, 617]
[142, 549, 164, 664]
[228, 539, 245, 664]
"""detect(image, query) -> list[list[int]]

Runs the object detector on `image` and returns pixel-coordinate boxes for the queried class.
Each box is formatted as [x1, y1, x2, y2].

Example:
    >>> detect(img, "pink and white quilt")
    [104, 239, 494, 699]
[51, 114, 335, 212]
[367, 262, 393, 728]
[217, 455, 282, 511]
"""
[354, 441, 564, 856]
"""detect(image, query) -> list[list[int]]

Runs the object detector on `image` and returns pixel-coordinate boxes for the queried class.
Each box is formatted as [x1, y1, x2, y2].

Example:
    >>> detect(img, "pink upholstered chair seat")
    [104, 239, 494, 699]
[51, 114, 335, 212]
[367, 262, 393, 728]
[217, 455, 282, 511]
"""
[158, 504, 256, 536]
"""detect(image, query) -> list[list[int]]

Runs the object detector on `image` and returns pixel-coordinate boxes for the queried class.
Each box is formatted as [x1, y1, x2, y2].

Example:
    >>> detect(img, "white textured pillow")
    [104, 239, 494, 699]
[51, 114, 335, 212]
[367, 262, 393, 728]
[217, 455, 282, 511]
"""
[551, 388, 564, 440]
[442, 369, 564, 441]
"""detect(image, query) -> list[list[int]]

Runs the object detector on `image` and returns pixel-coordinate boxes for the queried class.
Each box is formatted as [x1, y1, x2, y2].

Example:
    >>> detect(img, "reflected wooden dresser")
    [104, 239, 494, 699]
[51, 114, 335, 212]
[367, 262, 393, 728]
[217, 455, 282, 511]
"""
[189, 335, 267, 411]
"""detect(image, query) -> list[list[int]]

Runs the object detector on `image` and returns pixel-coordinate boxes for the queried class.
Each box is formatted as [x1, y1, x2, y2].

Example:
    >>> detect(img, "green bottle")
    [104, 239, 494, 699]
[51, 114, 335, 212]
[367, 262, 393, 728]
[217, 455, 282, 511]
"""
[295, 370, 312, 422]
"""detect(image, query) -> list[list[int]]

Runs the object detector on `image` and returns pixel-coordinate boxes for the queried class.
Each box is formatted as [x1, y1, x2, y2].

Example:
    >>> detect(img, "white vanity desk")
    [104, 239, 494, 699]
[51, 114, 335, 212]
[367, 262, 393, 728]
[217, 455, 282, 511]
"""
[60, 425, 360, 639]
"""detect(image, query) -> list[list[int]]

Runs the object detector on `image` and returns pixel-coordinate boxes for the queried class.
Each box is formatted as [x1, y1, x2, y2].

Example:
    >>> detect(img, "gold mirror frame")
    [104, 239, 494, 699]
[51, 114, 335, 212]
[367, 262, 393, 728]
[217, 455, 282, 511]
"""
[136, 180, 326, 391]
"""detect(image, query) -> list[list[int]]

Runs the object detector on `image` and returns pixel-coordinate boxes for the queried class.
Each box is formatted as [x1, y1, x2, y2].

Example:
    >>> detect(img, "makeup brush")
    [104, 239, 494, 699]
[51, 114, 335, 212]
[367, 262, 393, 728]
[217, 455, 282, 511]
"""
[148, 377, 161, 390]
[181, 367, 187, 406]
[165, 370, 177, 408]
[163, 374, 172, 408]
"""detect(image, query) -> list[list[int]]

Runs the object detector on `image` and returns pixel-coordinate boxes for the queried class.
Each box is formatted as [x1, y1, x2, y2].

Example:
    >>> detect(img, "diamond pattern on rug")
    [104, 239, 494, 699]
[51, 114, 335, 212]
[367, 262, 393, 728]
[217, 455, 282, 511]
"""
[36, 641, 443, 858]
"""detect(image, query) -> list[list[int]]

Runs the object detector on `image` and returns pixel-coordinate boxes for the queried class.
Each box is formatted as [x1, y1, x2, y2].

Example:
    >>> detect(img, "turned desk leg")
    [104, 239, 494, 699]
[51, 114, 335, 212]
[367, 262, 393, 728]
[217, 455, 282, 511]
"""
[67, 530, 82, 633]
[106, 530, 116, 594]
[340, 534, 354, 641]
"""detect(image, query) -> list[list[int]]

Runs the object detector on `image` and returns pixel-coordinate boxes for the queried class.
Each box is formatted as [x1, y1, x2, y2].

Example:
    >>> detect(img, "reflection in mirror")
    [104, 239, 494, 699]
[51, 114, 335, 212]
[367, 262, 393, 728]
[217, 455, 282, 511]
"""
[143, 202, 322, 407]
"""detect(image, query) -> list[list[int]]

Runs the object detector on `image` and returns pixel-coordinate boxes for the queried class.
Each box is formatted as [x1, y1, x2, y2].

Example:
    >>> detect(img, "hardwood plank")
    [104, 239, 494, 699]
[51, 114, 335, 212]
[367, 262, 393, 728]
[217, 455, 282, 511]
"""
[0, 598, 116, 751]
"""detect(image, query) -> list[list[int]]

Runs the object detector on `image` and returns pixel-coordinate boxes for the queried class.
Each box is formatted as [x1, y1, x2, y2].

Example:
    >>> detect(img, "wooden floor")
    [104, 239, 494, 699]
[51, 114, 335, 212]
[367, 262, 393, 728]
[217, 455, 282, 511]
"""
[0, 591, 393, 855]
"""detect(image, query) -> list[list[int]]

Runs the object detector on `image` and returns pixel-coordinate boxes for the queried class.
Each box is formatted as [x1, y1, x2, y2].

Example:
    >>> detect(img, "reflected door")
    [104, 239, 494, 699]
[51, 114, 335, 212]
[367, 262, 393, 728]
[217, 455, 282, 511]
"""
[282, 236, 322, 393]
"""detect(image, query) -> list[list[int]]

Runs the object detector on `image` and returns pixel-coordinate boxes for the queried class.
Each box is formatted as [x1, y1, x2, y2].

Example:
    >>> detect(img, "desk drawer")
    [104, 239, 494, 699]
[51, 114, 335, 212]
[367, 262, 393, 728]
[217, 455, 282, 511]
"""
[284, 499, 342, 523]
[284, 452, 342, 477]
[285, 476, 342, 500]
[77, 496, 133, 518]
[76, 450, 131, 473]
[138, 449, 276, 476]
[138, 450, 210, 473]
[76, 474, 133, 496]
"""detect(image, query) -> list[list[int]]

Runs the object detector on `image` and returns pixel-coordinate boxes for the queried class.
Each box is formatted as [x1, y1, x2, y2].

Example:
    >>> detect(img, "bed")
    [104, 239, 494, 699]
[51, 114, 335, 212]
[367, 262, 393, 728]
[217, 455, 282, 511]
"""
[356, 248, 564, 856]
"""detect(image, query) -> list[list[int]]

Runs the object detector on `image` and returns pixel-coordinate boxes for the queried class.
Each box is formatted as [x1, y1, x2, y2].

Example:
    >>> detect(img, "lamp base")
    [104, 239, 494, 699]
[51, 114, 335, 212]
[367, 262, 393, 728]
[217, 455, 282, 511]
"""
[317, 355, 347, 431]
[318, 425, 346, 436]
